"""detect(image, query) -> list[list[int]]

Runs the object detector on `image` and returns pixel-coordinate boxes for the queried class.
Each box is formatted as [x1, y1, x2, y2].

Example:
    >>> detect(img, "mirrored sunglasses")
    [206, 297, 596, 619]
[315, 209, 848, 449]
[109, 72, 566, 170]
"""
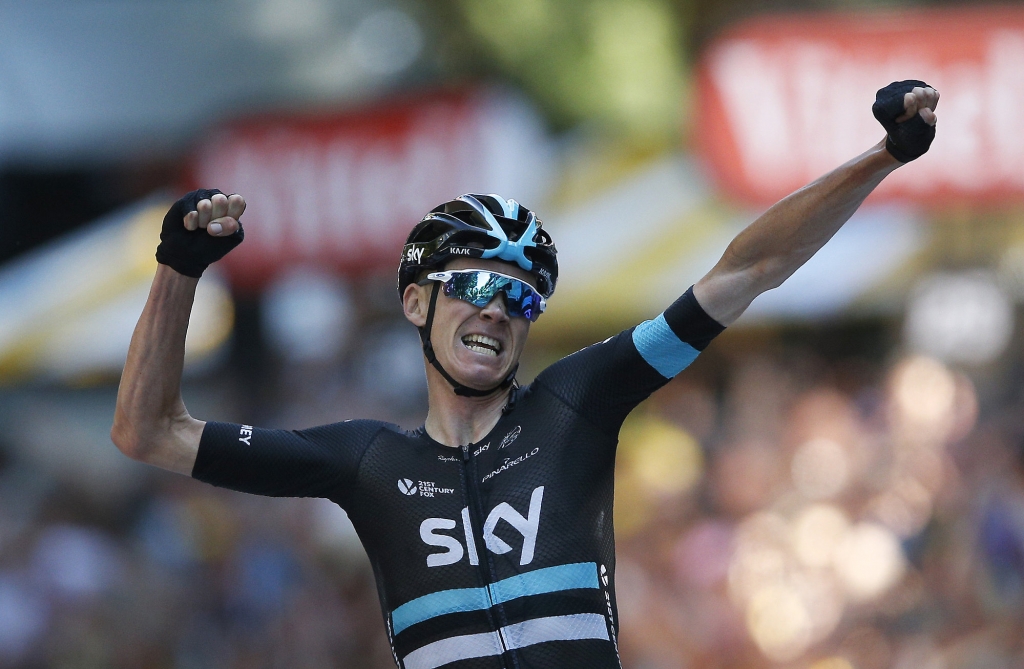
[423, 270, 546, 321]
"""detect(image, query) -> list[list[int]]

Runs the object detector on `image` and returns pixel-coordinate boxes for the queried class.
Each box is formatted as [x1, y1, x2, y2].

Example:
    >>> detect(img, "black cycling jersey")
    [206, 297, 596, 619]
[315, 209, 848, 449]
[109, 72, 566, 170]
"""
[193, 287, 724, 669]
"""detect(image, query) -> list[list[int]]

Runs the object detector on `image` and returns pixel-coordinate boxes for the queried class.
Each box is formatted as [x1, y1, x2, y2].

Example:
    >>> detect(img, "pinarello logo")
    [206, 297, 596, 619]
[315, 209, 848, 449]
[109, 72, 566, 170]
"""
[398, 479, 418, 496]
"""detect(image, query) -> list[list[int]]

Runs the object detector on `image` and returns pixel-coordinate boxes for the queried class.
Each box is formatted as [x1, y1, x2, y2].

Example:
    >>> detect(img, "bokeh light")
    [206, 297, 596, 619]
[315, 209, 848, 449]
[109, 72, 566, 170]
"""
[832, 523, 906, 602]
[889, 355, 957, 444]
[810, 658, 855, 669]
[622, 417, 703, 496]
[791, 438, 850, 500]
[745, 583, 813, 662]
[905, 271, 1014, 365]
[261, 267, 355, 363]
[792, 504, 850, 569]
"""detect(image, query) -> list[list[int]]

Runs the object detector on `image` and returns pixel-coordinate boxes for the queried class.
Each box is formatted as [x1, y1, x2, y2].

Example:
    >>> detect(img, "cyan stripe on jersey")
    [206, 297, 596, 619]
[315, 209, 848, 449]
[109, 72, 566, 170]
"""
[632, 313, 700, 379]
[402, 613, 610, 669]
[489, 561, 598, 605]
[391, 562, 599, 635]
[392, 587, 491, 635]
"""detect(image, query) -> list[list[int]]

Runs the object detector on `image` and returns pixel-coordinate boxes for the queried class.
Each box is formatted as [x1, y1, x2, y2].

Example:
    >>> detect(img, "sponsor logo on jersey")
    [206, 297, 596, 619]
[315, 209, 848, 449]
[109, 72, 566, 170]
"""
[420, 486, 544, 568]
[437, 454, 459, 463]
[472, 442, 490, 457]
[398, 479, 455, 498]
[418, 481, 455, 497]
[498, 425, 521, 449]
[599, 563, 622, 664]
[481, 448, 539, 483]
[238, 425, 253, 445]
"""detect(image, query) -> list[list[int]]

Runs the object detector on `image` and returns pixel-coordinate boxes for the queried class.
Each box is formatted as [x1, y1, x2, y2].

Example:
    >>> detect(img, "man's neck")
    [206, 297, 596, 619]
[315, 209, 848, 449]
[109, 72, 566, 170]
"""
[423, 372, 510, 448]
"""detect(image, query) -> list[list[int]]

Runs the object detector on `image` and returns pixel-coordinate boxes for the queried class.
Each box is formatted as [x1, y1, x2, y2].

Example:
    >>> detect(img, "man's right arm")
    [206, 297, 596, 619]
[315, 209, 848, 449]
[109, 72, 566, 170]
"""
[111, 191, 244, 474]
[111, 265, 205, 474]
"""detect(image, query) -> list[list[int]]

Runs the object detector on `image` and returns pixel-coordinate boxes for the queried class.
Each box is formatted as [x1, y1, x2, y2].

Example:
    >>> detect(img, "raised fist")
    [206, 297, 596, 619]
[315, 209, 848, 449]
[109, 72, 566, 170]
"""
[873, 80, 939, 163]
[156, 189, 246, 278]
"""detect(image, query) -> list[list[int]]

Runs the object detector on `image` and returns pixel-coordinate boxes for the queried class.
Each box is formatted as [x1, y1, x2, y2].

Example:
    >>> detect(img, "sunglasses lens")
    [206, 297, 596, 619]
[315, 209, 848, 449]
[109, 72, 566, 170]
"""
[502, 281, 538, 321]
[445, 272, 497, 307]
[441, 271, 543, 321]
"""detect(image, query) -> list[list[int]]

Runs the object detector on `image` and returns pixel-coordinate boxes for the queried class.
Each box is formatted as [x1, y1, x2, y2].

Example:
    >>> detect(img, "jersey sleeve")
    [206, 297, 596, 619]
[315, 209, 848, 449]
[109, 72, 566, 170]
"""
[533, 286, 724, 434]
[191, 419, 385, 505]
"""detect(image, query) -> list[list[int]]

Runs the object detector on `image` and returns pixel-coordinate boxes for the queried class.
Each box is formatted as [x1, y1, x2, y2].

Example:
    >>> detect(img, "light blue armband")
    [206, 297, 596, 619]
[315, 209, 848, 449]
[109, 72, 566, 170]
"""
[631, 314, 700, 379]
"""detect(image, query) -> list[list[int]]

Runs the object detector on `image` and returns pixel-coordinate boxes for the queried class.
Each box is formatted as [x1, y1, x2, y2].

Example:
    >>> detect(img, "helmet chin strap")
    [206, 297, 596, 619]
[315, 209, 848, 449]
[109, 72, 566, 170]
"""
[419, 282, 518, 398]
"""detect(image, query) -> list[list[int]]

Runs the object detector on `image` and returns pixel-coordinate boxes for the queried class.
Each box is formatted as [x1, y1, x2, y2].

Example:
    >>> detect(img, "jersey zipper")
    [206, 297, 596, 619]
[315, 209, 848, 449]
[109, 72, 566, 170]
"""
[460, 443, 514, 669]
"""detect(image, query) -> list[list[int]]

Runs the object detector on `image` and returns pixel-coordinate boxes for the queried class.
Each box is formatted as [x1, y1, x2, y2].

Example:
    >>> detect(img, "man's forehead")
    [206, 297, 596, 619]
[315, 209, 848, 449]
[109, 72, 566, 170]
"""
[445, 257, 537, 288]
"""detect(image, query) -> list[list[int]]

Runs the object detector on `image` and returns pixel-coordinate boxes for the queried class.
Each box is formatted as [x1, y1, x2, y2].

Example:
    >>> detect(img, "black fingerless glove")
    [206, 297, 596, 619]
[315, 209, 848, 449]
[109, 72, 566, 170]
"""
[872, 80, 936, 163]
[155, 188, 244, 278]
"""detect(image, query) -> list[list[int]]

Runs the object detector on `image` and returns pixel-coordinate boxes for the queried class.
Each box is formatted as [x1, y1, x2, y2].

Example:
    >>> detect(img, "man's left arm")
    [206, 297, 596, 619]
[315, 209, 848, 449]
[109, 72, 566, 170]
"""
[693, 82, 939, 326]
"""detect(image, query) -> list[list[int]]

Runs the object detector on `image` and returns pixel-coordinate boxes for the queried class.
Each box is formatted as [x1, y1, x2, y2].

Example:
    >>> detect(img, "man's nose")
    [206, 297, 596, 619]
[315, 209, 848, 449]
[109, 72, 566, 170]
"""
[480, 293, 509, 321]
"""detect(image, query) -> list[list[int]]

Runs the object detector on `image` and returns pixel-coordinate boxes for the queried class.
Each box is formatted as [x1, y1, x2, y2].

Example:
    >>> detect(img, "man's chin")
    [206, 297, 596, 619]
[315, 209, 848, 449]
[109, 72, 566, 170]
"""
[459, 374, 510, 392]
[449, 365, 511, 392]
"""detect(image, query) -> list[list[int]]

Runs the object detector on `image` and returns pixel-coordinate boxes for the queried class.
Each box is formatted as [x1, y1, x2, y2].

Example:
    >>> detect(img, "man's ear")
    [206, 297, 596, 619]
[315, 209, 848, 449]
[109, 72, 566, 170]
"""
[402, 282, 428, 328]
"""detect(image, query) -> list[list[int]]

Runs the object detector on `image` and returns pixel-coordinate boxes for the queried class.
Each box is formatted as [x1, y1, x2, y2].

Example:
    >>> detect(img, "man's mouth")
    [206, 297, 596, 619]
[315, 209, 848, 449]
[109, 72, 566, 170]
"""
[462, 334, 502, 357]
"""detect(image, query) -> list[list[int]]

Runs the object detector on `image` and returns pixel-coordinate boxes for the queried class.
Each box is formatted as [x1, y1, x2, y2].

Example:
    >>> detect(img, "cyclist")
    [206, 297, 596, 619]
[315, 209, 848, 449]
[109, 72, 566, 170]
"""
[112, 82, 938, 668]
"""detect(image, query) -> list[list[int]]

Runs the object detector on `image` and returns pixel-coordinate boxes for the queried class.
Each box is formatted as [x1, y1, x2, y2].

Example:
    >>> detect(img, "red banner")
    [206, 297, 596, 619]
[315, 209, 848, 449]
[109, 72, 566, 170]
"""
[190, 89, 549, 290]
[695, 7, 1024, 206]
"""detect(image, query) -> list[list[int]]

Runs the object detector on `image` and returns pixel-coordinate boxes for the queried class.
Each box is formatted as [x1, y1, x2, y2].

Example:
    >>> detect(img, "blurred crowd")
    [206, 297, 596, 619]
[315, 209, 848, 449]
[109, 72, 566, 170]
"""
[1, 318, 1023, 669]
[613, 337, 1024, 669]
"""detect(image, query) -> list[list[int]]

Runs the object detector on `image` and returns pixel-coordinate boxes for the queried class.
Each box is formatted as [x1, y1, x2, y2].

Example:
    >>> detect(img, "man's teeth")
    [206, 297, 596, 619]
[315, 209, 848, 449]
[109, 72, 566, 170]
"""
[462, 334, 501, 356]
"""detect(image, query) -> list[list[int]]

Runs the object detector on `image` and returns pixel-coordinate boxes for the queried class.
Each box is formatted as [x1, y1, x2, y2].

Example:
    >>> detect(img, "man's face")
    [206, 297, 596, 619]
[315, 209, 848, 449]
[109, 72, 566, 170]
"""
[402, 257, 536, 392]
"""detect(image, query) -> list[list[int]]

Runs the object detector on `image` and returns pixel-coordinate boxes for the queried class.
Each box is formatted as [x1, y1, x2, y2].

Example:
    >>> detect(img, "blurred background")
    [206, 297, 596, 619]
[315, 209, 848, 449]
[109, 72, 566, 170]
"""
[1, 0, 1023, 667]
